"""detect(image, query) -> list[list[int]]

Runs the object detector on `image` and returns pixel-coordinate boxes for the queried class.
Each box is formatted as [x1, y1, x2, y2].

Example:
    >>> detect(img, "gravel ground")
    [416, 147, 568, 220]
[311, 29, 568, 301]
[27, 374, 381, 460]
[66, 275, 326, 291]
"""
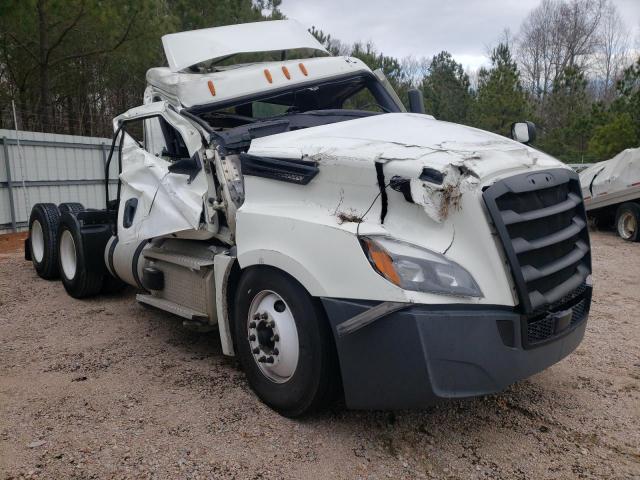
[1, 231, 639, 479]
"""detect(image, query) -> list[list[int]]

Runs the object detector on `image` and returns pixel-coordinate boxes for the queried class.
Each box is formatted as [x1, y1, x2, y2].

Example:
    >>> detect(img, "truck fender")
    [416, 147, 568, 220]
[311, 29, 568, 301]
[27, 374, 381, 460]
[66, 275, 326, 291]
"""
[237, 249, 327, 297]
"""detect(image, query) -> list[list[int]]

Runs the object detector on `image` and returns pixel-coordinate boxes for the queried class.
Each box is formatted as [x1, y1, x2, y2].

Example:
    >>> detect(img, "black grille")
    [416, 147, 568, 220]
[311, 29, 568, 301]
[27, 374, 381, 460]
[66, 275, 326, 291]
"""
[524, 285, 591, 346]
[483, 169, 592, 313]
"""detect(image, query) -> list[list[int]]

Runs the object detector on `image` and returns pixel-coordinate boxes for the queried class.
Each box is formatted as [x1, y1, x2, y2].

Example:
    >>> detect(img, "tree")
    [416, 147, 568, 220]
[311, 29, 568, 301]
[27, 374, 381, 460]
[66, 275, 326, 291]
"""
[587, 57, 640, 159]
[588, 113, 637, 158]
[309, 26, 347, 56]
[611, 58, 640, 139]
[0, 0, 144, 129]
[471, 43, 528, 136]
[420, 51, 471, 123]
[0, 0, 282, 135]
[517, 0, 610, 99]
[595, 1, 629, 101]
[537, 67, 594, 161]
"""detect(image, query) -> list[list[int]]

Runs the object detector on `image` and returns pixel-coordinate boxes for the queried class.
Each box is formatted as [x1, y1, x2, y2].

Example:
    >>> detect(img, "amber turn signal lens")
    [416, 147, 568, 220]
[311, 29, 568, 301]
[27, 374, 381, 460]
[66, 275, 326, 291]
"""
[207, 80, 216, 96]
[282, 66, 291, 79]
[362, 238, 401, 286]
[298, 63, 308, 76]
[264, 69, 273, 83]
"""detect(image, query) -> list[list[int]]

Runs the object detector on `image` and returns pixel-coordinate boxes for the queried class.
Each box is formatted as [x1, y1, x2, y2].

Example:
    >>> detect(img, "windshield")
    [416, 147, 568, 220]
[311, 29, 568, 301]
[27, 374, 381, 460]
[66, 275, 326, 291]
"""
[194, 73, 403, 130]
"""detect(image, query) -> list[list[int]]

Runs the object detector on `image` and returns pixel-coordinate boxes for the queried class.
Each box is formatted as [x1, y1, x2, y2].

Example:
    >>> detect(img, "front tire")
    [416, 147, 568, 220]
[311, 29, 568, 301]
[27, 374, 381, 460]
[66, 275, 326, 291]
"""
[615, 202, 640, 241]
[233, 268, 338, 417]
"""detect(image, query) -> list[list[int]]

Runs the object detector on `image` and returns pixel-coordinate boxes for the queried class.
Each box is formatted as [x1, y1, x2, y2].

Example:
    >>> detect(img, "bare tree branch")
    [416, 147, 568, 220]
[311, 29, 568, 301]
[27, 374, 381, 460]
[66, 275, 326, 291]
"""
[45, 0, 87, 63]
[49, 10, 138, 68]
[4, 31, 39, 63]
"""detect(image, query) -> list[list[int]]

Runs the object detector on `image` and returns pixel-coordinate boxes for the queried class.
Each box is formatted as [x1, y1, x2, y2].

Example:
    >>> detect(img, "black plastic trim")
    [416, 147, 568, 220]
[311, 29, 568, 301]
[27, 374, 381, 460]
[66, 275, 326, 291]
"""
[521, 283, 592, 349]
[320, 297, 588, 409]
[420, 167, 444, 185]
[107, 236, 121, 282]
[240, 153, 319, 185]
[131, 240, 149, 290]
[122, 198, 138, 229]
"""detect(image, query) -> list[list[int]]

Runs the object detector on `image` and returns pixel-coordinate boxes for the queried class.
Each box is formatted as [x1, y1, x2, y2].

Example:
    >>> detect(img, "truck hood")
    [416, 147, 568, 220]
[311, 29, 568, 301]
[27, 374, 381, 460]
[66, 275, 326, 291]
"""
[248, 112, 564, 182]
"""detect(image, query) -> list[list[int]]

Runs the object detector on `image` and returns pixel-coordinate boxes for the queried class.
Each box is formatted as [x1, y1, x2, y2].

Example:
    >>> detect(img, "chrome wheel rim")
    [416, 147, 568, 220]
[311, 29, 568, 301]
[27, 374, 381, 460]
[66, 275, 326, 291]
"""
[59, 230, 77, 280]
[247, 290, 299, 383]
[30, 220, 44, 263]
[618, 212, 637, 240]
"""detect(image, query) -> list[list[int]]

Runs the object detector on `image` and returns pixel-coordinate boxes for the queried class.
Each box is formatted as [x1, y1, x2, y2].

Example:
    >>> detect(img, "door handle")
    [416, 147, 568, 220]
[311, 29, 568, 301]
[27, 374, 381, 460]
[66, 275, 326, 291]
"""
[123, 198, 138, 228]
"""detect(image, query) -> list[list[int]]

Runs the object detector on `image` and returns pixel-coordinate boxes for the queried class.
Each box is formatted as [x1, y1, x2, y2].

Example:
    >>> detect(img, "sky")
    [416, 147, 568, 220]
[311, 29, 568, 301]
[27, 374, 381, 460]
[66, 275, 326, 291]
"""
[279, 0, 640, 71]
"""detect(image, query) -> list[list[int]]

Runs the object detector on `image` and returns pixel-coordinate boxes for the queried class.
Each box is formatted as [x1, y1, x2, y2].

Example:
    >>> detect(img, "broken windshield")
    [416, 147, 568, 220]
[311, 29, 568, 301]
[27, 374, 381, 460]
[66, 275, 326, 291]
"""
[193, 73, 403, 130]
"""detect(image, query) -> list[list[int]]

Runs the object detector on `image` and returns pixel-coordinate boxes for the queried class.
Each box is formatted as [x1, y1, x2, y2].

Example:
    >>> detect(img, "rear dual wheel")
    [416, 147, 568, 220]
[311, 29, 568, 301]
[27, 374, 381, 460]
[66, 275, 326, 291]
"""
[57, 212, 104, 298]
[28, 203, 60, 279]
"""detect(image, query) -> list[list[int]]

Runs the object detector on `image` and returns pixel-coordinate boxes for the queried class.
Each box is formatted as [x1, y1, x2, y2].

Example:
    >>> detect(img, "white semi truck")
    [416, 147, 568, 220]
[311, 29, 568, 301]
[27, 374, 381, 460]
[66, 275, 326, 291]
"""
[24, 20, 592, 416]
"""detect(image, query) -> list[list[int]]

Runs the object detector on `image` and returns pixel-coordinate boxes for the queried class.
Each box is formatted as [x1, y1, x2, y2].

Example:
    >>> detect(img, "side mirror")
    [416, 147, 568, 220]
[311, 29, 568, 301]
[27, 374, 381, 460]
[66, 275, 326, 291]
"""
[511, 121, 537, 144]
[407, 89, 425, 114]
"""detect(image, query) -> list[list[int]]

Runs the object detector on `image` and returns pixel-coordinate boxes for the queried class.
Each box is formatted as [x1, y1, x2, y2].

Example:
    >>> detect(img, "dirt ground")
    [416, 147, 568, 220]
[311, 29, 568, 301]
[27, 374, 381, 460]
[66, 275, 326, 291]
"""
[0, 231, 638, 480]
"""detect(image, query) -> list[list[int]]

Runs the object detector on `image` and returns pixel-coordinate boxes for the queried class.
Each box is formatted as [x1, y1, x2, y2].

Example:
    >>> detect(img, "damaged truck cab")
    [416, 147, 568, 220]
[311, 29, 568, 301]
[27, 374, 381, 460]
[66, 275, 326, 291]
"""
[26, 20, 592, 416]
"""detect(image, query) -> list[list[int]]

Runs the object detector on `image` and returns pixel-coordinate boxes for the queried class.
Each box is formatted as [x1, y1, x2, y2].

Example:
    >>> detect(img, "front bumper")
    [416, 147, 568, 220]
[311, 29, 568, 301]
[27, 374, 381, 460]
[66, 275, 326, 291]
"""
[321, 286, 590, 410]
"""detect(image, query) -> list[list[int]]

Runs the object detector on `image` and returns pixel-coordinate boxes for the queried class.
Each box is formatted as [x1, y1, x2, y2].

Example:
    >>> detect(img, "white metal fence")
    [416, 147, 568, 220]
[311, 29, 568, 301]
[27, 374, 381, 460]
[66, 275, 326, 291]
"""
[0, 129, 119, 233]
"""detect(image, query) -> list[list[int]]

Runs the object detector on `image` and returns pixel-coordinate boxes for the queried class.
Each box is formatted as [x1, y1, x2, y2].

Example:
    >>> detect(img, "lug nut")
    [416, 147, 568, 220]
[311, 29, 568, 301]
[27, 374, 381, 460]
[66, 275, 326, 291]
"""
[249, 334, 256, 341]
[273, 348, 279, 355]
[252, 347, 260, 354]
[273, 334, 280, 342]
[253, 313, 261, 320]
[261, 313, 268, 320]
[249, 321, 256, 328]
[266, 356, 274, 364]
[258, 356, 267, 363]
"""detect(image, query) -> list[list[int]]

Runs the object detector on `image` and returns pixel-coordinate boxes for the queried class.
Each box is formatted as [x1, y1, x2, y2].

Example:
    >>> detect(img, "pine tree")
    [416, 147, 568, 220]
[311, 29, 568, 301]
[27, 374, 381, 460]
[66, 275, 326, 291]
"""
[421, 51, 471, 123]
[471, 43, 528, 136]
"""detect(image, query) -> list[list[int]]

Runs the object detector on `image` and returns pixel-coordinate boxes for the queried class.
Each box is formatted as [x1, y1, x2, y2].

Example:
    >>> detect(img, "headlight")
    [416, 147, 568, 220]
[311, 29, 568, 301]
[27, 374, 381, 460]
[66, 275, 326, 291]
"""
[360, 236, 483, 297]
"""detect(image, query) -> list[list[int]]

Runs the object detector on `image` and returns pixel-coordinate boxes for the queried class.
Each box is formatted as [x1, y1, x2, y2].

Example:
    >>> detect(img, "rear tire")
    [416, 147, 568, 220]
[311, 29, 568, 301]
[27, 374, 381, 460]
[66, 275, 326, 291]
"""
[58, 202, 84, 216]
[233, 267, 338, 417]
[28, 203, 60, 279]
[615, 202, 640, 241]
[57, 212, 104, 298]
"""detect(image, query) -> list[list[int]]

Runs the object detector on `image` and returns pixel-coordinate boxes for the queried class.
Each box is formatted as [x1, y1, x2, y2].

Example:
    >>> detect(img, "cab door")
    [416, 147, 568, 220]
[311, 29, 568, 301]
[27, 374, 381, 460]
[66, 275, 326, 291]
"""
[109, 102, 208, 245]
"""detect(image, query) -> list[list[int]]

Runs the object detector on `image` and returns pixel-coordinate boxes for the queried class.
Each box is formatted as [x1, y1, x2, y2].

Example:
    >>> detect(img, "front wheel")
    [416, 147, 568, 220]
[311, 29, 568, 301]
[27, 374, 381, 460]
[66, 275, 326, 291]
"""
[615, 202, 640, 241]
[233, 268, 339, 417]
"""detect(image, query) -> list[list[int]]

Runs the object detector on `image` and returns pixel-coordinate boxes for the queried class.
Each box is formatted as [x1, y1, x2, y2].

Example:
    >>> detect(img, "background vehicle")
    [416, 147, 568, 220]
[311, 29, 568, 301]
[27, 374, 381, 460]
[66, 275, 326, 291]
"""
[25, 20, 592, 416]
[580, 147, 640, 241]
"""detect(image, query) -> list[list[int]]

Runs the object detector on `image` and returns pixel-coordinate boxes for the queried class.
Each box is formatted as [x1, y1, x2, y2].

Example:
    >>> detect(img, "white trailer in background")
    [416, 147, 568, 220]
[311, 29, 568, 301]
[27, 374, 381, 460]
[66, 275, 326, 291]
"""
[580, 148, 640, 241]
[24, 20, 593, 416]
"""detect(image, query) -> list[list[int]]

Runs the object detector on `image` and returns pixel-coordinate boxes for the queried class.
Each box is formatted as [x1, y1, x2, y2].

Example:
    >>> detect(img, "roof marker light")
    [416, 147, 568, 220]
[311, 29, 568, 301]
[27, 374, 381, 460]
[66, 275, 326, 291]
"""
[264, 69, 273, 83]
[298, 63, 308, 76]
[207, 80, 216, 96]
[282, 66, 291, 79]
